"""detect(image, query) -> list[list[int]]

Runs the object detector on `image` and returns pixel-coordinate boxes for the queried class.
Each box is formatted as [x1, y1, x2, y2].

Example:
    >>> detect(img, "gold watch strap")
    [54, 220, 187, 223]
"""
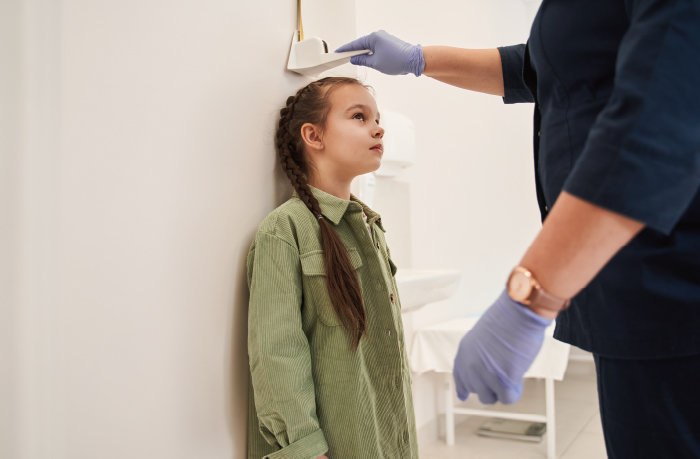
[530, 285, 571, 312]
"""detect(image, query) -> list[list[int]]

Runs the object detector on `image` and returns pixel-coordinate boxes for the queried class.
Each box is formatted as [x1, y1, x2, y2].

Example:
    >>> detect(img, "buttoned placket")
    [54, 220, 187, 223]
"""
[354, 209, 401, 349]
[354, 210, 412, 457]
[362, 211, 376, 245]
[365, 215, 386, 260]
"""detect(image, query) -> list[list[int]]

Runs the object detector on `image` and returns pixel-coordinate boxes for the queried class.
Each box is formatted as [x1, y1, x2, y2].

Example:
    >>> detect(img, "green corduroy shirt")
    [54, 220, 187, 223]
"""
[247, 185, 418, 459]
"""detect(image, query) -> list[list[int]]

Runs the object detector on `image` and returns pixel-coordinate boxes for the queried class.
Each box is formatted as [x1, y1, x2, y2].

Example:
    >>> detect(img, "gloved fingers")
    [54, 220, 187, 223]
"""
[453, 360, 498, 404]
[468, 362, 500, 405]
[490, 370, 524, 404]
[498, 383, 524, 405]
[453, 371, 471, 401]
[456, 369, 498, 404]
[474, 377, 498, 405]
[476, 348, 521, 404]
[455, 366, 511, 405]
[335, 33, 375, 53]
[453, 349, 475, 401]
[350, 54, 372, 67]
[477, 392, 497, 405]
[454, 369, 498, 404]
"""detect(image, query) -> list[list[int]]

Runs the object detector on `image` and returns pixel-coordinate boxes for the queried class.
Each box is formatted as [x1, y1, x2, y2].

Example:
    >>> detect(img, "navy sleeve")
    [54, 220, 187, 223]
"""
[563, 0, 700, 235]
[498, 44, 535, 104]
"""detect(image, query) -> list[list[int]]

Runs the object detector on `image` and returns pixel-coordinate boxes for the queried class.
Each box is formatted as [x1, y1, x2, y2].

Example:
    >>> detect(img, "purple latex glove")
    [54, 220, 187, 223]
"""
[453, 289, 552, 404]
[335, 30, 425, 76]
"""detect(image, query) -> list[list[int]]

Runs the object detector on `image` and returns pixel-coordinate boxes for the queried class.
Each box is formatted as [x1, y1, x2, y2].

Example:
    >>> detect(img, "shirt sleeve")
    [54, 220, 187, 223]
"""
[498, 44, 535, 104]
[563, 0, 700, 234]
[247, 231, 329, 459]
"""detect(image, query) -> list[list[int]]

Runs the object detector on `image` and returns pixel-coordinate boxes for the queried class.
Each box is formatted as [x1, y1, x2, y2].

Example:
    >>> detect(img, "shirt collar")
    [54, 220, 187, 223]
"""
[292, 185, 385, 231]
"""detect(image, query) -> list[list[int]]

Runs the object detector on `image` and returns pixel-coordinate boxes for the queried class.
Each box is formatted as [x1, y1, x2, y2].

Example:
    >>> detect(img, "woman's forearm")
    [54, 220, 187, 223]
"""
[422, 46, 504, 96]
[519, 192, 645, 319]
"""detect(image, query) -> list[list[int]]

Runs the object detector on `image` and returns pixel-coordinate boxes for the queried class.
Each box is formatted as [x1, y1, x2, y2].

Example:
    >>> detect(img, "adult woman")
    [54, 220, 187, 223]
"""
[337, 1, 700, 457]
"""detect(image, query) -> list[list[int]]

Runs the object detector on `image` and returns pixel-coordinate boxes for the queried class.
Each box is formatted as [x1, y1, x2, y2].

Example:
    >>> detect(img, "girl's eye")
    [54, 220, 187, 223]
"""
[352, 113, 365, 121]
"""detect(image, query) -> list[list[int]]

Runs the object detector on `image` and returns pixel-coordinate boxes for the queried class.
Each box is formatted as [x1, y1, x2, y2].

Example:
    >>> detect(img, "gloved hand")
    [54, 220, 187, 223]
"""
[335, 30, 425, 76]
[453, 289, 552, 404]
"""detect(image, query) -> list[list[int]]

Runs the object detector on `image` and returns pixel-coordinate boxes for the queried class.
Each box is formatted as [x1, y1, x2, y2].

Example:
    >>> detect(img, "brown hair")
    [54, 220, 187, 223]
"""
[275, 77, 368, 349]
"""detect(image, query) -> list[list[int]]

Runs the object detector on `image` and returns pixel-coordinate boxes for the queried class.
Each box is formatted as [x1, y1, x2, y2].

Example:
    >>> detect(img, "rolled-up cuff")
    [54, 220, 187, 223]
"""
[497, 44, 535, 104]
[563, 140, 700, 235]
[265, 429, 328, 459]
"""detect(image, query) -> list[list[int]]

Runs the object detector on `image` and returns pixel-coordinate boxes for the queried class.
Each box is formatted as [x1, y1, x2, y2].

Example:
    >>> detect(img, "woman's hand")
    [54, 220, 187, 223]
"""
[452, 290, 552, 404]
[335, 30, 425, 76]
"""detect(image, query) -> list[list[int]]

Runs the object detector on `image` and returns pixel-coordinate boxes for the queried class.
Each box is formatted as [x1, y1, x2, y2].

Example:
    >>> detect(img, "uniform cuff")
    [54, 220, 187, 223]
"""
[563, 140, 700, 235]
[498, 44, 535, 104]
[265, 429, 328, 459]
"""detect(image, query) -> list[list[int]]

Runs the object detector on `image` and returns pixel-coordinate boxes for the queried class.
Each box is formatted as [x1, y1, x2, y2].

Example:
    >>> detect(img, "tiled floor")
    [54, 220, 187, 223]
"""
[418, 359, 607, 458]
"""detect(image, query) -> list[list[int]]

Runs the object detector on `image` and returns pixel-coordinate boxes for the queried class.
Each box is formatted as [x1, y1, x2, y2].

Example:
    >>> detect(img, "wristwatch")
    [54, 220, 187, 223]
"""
[506, 266, 571, 312]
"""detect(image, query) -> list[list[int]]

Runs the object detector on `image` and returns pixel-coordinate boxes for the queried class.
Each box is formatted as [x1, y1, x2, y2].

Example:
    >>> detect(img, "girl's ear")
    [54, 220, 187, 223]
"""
[300, 123, 324, 152]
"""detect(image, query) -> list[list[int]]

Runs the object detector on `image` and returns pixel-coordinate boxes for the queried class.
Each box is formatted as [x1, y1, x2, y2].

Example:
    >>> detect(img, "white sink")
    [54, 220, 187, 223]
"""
[395, 269, 461, 313]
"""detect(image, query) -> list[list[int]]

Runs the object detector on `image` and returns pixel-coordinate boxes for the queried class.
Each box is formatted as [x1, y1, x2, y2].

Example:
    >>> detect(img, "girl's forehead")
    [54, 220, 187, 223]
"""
[329, 84, 378, 112]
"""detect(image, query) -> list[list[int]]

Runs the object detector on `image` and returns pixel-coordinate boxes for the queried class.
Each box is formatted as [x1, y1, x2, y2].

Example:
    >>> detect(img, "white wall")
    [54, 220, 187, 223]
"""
[1, 1, 22, 457]
[3, 0, 545, 455]
[355, 0, 542, 437]
[3, 1, 357, 458]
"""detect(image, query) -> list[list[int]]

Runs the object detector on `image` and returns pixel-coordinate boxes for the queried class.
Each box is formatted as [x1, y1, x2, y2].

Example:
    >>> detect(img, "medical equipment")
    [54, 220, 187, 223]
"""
[287, 0, 370, 76]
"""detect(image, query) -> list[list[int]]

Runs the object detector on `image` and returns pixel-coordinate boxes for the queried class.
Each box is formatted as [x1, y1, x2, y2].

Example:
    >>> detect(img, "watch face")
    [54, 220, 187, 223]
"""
[509, 271, 532, 301]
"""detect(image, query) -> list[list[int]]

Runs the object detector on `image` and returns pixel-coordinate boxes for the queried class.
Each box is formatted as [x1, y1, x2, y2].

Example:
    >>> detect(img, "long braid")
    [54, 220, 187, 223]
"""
[275, 93, 322, 217]
[275, 78, 367, 349]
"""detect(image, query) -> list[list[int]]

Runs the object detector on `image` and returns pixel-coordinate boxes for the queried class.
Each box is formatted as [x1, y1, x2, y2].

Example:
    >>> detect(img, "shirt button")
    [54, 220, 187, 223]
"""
[390, 293, 396, 304]
[375, 241, 380, 249]
[537, 130, 541, 137]
[386, 330, 392, 337]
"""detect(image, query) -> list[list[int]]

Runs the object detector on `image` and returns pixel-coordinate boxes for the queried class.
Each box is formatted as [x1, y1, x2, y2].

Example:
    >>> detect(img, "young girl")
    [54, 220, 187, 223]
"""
[246, 77, 419, 459]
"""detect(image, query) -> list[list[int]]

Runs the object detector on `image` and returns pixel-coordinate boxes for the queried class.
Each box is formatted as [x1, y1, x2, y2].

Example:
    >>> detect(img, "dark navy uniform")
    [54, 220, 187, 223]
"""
[499, 0, 700, 456]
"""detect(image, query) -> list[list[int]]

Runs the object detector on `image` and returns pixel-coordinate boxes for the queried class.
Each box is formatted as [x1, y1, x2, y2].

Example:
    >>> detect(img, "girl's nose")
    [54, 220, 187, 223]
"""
[373, 125, 384, 138]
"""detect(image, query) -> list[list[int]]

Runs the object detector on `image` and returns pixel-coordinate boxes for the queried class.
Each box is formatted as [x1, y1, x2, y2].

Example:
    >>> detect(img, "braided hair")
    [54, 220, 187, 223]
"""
[275, 77, 368, 349]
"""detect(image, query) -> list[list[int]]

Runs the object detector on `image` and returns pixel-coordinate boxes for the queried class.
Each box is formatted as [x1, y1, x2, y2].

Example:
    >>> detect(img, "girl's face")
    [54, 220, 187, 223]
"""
[314, 84, 384, 181]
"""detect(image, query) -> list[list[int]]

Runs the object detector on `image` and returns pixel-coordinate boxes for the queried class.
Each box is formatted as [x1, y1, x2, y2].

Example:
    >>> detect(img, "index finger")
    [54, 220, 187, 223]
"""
[335, 34, 372, 53]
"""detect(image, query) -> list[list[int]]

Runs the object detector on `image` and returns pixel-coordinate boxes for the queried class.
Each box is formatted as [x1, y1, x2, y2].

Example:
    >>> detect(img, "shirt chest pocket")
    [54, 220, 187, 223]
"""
[300, 248, 364, 326]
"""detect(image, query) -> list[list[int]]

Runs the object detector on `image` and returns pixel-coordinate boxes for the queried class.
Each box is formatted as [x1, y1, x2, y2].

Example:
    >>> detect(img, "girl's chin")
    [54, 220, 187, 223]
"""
[349, 161, 382, 179]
